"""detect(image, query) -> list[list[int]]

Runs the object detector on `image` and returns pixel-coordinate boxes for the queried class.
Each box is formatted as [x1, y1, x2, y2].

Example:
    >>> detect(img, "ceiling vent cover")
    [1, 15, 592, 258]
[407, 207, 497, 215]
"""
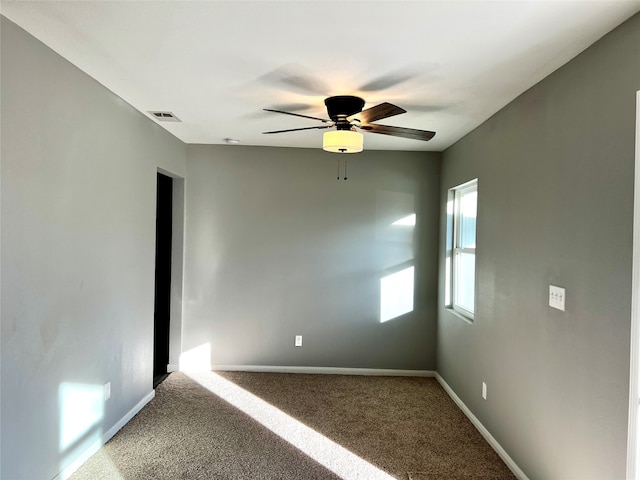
[148, 111, 181, 122]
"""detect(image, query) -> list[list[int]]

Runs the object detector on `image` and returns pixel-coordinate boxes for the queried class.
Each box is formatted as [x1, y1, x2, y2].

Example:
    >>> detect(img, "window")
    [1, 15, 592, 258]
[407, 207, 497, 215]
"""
[446, 179, 477, 320]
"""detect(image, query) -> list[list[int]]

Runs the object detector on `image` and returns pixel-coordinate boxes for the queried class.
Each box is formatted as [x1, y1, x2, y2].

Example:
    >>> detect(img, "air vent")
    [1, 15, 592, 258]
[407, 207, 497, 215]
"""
[148, 111, 181, 122]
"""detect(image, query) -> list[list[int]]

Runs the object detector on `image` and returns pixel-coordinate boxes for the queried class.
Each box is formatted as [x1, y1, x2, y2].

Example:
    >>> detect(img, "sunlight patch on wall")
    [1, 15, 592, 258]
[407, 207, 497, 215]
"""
[179, 343, 211, 371]
[186, 371, 395, 480]
[375, 191, 415, 247]
[380, 266, 414, 323]
[58, 381, 106, 478]
[59, 382, 104, 452]
[391, 213, 416, 226]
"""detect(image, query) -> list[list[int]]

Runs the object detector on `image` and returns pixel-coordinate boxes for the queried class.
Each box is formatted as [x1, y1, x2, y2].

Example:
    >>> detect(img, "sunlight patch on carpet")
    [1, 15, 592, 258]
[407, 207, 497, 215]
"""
[66, 450, 125, 480]
[185, 371, 395, 480]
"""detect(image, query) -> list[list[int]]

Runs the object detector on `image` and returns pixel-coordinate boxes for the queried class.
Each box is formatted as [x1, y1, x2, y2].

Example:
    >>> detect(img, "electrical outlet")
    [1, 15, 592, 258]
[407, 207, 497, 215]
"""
[549, 285, 566, 311]
[482, 381, 487, 400]
[295, 335, 303, 347]
[104, 382, 111, 401]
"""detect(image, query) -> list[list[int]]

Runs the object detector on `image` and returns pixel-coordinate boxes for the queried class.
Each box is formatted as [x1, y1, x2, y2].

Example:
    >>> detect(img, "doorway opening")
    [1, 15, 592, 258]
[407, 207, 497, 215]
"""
[154, 172, 173, 388]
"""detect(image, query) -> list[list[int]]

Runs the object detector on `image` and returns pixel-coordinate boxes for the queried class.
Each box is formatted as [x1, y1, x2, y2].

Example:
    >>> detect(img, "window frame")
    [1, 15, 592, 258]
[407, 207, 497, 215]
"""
[447, 179, 477, 321]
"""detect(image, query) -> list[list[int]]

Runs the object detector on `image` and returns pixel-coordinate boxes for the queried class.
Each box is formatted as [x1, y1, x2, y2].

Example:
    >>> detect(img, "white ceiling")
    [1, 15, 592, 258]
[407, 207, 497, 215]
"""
[2, 1, 639, 152]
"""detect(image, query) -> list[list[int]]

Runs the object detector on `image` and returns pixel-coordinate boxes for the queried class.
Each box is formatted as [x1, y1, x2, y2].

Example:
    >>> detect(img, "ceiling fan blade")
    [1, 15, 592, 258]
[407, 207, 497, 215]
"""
[264, 109, 330, 123]
[360, 123, 435, 141]
[347, 102, 406, 124]
[263, 125, 333, 134]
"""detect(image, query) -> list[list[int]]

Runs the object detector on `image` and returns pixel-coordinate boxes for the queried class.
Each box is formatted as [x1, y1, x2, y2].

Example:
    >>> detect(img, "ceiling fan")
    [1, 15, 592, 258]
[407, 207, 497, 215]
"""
[263, 95, 435, 154]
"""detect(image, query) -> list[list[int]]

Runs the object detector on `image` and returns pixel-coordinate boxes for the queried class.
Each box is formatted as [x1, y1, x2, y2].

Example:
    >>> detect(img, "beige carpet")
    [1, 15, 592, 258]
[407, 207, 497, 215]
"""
[71, 372, 516, 480]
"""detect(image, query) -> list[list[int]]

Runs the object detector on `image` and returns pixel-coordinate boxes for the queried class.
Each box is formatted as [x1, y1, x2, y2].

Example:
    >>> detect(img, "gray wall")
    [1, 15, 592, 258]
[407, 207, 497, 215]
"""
[0, 17, 186, 479]
[438, 13, 640, 480]
[184, 145, 440, 370]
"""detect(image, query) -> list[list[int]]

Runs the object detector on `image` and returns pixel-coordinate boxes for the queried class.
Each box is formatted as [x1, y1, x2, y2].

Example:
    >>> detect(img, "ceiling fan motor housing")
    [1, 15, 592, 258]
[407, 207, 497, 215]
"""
[263, 96, 435, 141]
[324, 96, 365, 129]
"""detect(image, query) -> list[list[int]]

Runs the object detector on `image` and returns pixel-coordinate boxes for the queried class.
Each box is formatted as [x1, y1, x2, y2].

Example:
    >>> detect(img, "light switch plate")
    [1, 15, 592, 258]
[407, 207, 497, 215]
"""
[549, 285, 566, 311]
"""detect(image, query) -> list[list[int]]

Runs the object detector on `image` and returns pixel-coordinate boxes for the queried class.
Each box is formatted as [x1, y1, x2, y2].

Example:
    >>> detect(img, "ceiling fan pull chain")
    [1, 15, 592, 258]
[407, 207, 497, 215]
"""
[344, 158, 348, 180]
[337, 158, 340, 180]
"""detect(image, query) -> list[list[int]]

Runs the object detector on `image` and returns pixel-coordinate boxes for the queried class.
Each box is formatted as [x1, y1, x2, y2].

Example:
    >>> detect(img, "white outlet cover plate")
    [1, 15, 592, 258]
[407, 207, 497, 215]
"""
[295, 335, 302, 347]
[549, 285, 566, 311]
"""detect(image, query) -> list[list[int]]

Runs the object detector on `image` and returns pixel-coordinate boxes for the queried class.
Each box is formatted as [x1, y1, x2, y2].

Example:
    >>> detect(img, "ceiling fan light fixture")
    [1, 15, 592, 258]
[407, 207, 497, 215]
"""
[322, 130, 363, 154]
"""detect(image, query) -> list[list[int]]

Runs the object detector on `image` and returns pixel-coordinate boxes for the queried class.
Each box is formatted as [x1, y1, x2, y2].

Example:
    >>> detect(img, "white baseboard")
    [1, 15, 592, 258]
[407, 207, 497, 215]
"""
[54, 390, 155, 480]
[435, 373, 529, 480]
[167, 363, 179, 372]
[208, 365, 436, 377]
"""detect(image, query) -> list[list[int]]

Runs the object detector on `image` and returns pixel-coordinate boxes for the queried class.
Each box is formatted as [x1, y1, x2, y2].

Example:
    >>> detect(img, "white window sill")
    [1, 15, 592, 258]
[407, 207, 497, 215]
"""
[446, 307, 474, 325]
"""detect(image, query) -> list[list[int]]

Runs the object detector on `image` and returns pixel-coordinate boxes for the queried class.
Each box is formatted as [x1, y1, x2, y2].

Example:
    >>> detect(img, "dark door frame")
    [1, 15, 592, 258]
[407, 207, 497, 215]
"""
[153, 172, 173, 387]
